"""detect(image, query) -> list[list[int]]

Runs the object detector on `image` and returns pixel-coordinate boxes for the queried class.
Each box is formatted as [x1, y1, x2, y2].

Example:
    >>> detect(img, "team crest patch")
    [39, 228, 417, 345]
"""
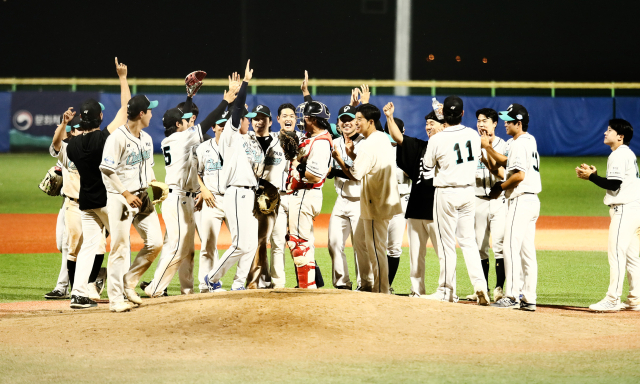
[103, 156, 115, 166]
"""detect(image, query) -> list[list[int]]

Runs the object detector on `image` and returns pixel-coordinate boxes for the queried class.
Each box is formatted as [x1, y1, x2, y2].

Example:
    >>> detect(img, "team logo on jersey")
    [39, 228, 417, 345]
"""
[205, 159, 222, 171]
[67, 160, 77, 171]
[103, 156, 115, 166]
[264, 156, 282, 166]
[125, 150, 151, 166]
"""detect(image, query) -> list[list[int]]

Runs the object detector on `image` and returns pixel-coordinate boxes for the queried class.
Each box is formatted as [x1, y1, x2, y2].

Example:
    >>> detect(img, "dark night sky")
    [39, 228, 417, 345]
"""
[1, 0, 639, 82]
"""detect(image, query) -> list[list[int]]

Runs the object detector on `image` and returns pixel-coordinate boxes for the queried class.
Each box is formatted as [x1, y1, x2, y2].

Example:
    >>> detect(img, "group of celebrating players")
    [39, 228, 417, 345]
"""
[42, 57, 640, 313]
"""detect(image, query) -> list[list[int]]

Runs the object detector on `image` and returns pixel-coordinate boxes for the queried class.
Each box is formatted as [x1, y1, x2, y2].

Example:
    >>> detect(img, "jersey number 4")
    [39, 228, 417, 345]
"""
[162, 146, 171, 166]
[453, 141, 474, 164]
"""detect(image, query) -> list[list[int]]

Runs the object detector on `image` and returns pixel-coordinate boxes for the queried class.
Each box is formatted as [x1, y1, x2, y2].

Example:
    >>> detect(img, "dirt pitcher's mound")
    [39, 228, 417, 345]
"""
[1, 290, 638, 361]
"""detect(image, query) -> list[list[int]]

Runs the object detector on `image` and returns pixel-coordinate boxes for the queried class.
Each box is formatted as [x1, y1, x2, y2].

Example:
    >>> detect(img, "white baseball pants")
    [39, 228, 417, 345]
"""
[207, 187, 258, 289]
[177, 208, 200, 295]
[387, 194, 409, 258]
[354, 218, 391, 293]
[605, 200, 640, 302]
[433, 186, 486, 300]
[191, 196, 226, 292]
[269, 194, 289, 288]
[72, 206, 110, 299]
[474, 196, 507, 260]
[64, 199, 85, 262]
[503, 194, 540, 304]
[288, 188, 323, 263]
[407, 218, 439, 296]
[327, 195, 361, 289]
[144, 192, 196, 297]
[54, 202, 69, 292]
[248, 210, 277, 288]
[107, 194, 163, 304]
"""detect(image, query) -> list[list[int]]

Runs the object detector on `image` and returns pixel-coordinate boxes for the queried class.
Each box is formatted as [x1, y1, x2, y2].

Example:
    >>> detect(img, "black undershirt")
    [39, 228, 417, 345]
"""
[256, 135, 272, 153]
[589, 173, 622, 191]
[396, 135, 435, 221]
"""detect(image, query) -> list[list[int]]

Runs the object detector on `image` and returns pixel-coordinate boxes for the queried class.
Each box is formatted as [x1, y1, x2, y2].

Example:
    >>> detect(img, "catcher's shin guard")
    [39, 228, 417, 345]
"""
[296, 261, 317, 289]
[287, 234, 311, 267]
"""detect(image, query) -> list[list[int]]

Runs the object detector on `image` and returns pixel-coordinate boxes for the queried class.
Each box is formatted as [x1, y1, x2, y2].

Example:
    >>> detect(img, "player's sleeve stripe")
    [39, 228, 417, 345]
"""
[507, 165, 526, 172]
[607, 175, 623, 180]
[99, 164, 116, 171]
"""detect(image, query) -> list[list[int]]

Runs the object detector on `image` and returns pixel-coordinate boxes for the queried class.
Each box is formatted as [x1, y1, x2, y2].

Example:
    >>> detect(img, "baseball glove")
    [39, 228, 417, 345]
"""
[253, 180, 280, 216]
[185, 70, 207, 97]
[38, 166, 63, 196]
[489, 181, 503, 199]
[279, 130, 300, 161]
[149, 181, 169, 205]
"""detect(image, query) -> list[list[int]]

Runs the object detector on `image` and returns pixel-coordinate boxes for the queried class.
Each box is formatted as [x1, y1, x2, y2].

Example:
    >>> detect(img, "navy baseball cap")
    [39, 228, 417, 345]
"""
[443, 95, 463, 118]
[499, 103, 529, 125]
[66, 115, 81, 132]
[162, 107, 193, 129]
[127, 95, 159, 117]
[246, 104, 271, 119]
[337, 105, 356, 120]
[216, 110, 231, 125]
[81, 99, 105, 120]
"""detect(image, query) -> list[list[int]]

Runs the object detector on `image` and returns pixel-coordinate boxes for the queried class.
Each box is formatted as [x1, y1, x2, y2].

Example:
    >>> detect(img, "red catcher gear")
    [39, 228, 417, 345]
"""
[285, 131, 333, 194]
[296, 261, 317, 289]
[185, 70, 207, 97]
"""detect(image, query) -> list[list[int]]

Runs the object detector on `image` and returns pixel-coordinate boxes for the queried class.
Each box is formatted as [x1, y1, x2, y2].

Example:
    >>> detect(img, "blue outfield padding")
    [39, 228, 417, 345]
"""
[83, 93, 638, 156]
[0, 92, 12, 153]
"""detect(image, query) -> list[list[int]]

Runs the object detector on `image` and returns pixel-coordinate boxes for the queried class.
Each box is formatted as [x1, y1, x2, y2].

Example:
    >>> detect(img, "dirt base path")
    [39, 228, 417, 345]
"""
[0, 214, 612, 254]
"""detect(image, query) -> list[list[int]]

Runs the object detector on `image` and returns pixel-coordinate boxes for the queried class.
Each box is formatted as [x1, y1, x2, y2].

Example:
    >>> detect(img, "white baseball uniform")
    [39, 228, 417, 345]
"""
[387, 163, 411, 259]
[423, 124, 486, 301]
[349, 130, 403, 294]
[246, 130, 292, 289]
[205, 111, 261, 290]
[599, 145, 640, 303]
[100, 125, 163, 305]
[195, 137, 227, 292]
[475, 136, 507, 264]
[327, 133, 364, 289]
[143, 125, 204, 297]
[53, 174, 70, 293]
[502, 133, 542, 303]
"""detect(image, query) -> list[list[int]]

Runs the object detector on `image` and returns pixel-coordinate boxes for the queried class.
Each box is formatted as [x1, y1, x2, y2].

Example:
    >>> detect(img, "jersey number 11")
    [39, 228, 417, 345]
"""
[454, 140, 474, 164]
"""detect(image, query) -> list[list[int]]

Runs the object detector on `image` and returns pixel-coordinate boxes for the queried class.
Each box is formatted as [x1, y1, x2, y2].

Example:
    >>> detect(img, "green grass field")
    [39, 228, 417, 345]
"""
[0, 153, 628, 307]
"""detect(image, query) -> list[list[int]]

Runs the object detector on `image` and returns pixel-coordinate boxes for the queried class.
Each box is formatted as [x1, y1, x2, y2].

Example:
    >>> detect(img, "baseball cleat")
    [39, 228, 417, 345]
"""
[44, 289, 69, 300]
[87, 283, 101, 300]
[204, 275, 224, 292]
[493, 287, 504, 302]
[622, 298, 640, 311]
[466, 294, 478, 301]
[231, 287, 246, 291]
[70, 295, 97, 309]
[95, 268, 107, 294]
[109, 301, 135, 313]
[589, 298, 623, 312]
[490, 297, 519, 309]
[475, 289, 490, 306]
[124, 288, 143, 305]
[389, 287, 395, 295]
[519, 300, 536, 311]
[408, 292, 421, 298]
[421, 292, 458, 303]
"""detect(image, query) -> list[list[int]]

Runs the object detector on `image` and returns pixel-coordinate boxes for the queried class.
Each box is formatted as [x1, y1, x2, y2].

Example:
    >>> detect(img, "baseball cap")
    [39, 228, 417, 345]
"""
[66, 115, 82, 132]
[246, 104, 271, 119]
[127, 95, 159, 117]
[216, 110, 231, 125]
[337, 105, 356, 120]
[384, 117, 405, 134]
[499, 103, 529, 125]
[81, 99, 105, 120]
[443, 95, 463, 117]
[162, 107, 193, 129]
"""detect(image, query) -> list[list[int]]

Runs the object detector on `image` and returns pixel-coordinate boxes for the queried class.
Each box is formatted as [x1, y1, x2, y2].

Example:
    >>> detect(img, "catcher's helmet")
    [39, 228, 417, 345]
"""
[303, 101, 331, 120]
[295, 102, 306, 131]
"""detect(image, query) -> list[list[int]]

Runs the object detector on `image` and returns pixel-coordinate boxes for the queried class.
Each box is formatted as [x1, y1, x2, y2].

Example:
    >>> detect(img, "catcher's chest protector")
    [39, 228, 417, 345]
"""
[287, 132, 333, 192]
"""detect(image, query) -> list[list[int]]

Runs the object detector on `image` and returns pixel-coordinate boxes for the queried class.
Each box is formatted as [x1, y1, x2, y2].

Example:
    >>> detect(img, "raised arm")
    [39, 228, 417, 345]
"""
[52, 108, 75, 152]
[231, 60, 252, 134]
[301, 70, 313, 102]
[106, 57, 131, 133]
[383, 102, 403, 145]
[197, 83, 239, 135]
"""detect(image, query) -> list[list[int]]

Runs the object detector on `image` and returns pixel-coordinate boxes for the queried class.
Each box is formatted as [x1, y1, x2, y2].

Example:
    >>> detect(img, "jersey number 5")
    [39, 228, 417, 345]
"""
[453, 141, 474, 164]
[162, 146, 171, 166]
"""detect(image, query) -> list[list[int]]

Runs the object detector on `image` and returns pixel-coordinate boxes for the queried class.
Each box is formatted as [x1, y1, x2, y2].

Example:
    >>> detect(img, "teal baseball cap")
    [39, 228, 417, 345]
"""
[81, 99, 105, 120]
[338, 105, 357, 119]
[499, 103, 529, 125]
[65, 115, 81, 132]
[162, 107, 192, 129]
[216, 110, 231, 126]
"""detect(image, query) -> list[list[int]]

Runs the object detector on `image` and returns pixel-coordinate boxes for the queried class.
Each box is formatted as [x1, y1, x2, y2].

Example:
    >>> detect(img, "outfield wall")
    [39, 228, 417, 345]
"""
[2, 91, 640, 155]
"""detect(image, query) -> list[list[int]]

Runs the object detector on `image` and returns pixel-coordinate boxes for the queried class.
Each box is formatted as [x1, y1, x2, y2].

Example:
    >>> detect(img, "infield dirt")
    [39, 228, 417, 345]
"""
[1, 290, 639, 383]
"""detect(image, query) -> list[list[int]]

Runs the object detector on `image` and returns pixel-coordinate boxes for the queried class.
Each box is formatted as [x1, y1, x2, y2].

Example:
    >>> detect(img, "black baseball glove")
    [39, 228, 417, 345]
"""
[489, 181, 504, 199]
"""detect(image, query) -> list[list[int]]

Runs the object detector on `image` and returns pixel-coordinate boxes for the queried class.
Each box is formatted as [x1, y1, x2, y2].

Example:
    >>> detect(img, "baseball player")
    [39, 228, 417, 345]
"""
[483, 103, 541, 311]
[45, 173, 71, 299]
[386, 107, 444, 297]
[327, 104, 364, 290]
[422, 95, 490, 305]
[576, 119, 640, 312]
[50, 114, 107, 300]
[332, 103, 402, 294]
[384, 118, 411, 291]
[99, 90, 164, 310]
[285, 97, 334, 289]
[204, 60, 262, 292]
[142, 83, 239, 298]
[66, 58, 137, 312]
[194, 111, 230, 293]
[467, 108, 507, 302]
